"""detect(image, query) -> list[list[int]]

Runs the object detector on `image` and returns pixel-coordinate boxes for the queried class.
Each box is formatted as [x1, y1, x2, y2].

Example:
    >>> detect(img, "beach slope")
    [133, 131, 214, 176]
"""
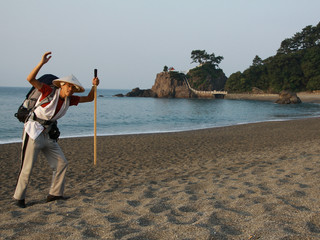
[1, 118, 320, 239]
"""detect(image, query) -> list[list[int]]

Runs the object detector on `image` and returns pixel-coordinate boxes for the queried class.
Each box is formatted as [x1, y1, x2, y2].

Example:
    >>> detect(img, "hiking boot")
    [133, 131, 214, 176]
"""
[15, 199, 26, 208]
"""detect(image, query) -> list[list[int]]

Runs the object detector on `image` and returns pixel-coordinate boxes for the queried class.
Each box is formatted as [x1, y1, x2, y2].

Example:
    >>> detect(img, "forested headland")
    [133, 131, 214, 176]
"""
[225, 22, 320, 93]
[128, 22, 320, 98]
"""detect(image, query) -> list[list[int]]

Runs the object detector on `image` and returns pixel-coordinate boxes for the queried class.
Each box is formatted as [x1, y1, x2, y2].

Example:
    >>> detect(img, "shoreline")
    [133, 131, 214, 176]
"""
[2, 90, 320, 145]
[1, 118, 320, 239]
[225, 92, 320, 103]
[2, 115, 319, 145]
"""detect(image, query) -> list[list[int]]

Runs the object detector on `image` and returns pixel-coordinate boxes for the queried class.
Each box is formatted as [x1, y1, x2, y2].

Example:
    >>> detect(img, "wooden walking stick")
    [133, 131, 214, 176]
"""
[94, 69, 98, 165]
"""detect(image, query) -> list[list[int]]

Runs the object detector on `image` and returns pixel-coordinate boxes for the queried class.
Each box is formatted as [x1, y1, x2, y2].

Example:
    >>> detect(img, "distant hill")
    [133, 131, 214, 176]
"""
[225, 22, 320, 93]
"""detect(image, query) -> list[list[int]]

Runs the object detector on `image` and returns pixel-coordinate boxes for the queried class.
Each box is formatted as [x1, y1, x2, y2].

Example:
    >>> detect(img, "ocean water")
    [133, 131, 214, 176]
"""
[1, 87, 320, 144]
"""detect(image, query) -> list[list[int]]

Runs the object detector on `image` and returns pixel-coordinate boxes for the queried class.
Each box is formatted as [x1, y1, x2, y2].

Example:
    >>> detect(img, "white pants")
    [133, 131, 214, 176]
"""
[14, 131, 68, 200]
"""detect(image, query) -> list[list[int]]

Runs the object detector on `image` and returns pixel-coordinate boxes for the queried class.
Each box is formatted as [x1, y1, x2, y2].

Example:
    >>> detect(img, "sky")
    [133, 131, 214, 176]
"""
[0, 0, 319, 90]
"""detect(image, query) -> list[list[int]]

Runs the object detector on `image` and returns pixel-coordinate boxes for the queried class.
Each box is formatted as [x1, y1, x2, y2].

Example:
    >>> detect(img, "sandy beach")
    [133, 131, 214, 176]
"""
[1, 118, 320, 239]
[225, 92, 320, 103]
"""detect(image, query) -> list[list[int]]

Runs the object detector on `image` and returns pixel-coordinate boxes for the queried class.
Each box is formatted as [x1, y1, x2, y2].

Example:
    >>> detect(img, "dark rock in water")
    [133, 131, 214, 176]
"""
[113, 94, 124, 97]
[275, 90, 302, 104]
[126, 88, 157, 97]
[98, 95, 104, 97]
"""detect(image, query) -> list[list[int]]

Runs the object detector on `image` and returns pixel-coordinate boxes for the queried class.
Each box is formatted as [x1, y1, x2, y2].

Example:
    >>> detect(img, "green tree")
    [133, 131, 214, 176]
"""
[163, 65, 168, 72]
[191, 50, 207, 64]
[252, 55, 263, 66]
[301, 46, 320, 79]
[187, 61, 227, 91]
[191, 50, 224, 68]
[207, 53, 224, 68]
[277, 23, 320, 55]
[225, 71, 243, 92]
[307, 76, 320, 90]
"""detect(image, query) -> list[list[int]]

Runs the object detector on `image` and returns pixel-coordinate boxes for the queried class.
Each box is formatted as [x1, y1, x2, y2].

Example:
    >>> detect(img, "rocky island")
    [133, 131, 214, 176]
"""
[125, 71, 194, 98]
[123, 50, 228, 99]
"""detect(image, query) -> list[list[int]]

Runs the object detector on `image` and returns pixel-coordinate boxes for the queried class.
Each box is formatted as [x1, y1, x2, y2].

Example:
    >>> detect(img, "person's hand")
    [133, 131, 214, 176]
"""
[92, 77, 99, 86]
[41, 52, 52, 65]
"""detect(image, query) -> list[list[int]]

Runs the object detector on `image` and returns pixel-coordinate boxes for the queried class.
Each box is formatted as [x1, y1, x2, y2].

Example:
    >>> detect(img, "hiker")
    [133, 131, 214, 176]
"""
[13, 51, 99, 208]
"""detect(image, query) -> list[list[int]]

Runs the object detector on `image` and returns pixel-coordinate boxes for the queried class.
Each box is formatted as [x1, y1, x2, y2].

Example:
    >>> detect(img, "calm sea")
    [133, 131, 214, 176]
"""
[1, 87, 320, 144]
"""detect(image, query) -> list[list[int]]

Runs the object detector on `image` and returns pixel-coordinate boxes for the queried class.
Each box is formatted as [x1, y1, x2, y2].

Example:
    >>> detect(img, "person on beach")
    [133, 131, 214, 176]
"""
[13, 51, 99, 208]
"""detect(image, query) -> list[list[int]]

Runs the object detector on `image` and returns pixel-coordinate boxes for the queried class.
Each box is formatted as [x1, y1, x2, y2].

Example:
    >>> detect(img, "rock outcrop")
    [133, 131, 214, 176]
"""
[275, 90, 302, 104]
[124, 72, 196, 98]
[126, 88, 157, 97]
[113, 93, 124, 97]
[151, 72, 195, 98]
[252, 87, 265, 94]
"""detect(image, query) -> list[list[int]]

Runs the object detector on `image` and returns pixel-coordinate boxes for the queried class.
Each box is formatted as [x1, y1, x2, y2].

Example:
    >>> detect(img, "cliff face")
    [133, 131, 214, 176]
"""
[151, 72, 195, 98]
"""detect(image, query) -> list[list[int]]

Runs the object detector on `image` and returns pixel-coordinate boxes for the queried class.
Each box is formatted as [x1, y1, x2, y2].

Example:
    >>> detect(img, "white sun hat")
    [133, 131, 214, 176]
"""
[53, 75, 85, 93]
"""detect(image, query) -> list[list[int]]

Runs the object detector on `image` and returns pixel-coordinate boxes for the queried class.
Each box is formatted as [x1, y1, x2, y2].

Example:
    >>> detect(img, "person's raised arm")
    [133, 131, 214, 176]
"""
[27, 52, 52, 90]
[79, 77, 100, 103]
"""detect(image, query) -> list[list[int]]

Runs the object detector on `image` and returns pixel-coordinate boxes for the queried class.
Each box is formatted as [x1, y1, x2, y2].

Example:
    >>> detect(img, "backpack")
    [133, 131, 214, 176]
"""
[15, 74, 59, 123]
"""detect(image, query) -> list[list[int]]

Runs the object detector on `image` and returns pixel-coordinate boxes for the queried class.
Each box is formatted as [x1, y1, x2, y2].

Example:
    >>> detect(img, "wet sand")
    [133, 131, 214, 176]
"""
[1, 118, 320, 239]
